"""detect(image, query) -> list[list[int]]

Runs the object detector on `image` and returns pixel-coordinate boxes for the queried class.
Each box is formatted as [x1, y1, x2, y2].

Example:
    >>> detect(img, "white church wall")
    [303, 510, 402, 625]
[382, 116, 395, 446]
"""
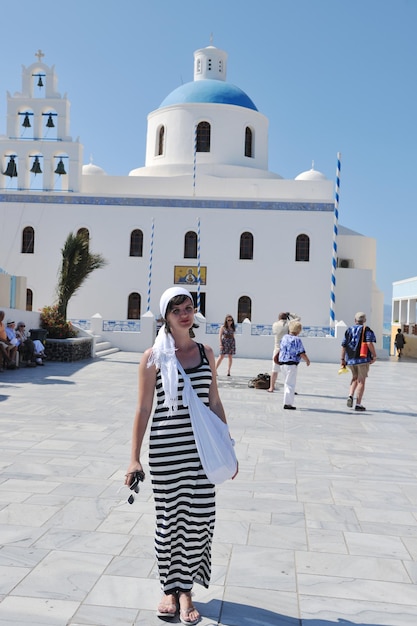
[337, 233, 377, 279]
[0, 197, 349, 328]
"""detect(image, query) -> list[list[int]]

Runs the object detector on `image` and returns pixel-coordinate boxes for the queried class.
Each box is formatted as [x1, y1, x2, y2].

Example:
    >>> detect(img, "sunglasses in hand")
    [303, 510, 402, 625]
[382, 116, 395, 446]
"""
[125, 470, 145, 504]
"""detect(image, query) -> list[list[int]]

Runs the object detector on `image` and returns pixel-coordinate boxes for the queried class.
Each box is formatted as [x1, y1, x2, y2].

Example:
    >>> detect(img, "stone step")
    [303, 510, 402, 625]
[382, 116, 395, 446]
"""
[95, 346, 120, 357]
[94, 336, 120, 358]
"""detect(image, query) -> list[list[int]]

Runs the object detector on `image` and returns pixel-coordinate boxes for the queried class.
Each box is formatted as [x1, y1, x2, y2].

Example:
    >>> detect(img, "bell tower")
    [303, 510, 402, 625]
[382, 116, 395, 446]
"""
[0, 50, 83, 192]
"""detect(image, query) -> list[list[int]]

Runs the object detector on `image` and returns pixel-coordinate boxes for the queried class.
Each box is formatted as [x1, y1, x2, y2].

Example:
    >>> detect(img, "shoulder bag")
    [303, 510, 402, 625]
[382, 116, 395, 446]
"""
[177, 360, 238, 484]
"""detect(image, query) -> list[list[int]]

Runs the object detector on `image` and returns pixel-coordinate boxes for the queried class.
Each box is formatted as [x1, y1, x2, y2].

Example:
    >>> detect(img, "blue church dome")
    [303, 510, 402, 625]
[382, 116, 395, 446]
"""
[159, 79, 258, 111]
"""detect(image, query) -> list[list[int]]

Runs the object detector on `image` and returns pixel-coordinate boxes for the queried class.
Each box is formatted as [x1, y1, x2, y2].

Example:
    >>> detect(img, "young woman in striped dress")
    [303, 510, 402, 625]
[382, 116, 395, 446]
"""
[126, 287, 235, 624]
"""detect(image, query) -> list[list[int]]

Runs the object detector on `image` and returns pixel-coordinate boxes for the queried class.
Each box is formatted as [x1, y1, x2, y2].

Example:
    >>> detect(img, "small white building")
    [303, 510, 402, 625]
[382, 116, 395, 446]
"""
[0, 45, 384, 354]
[391, 276, 417, 358]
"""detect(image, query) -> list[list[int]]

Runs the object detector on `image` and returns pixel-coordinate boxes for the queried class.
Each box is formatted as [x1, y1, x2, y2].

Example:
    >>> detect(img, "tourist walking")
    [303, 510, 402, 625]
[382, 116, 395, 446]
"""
[215, 314, 236, 376]
[394, 328, 406, 358]
[276, 320, 310, 409]
[268, 311, 300, 392]
[126, 287, 236, 624]
[340, 311, 377, 411]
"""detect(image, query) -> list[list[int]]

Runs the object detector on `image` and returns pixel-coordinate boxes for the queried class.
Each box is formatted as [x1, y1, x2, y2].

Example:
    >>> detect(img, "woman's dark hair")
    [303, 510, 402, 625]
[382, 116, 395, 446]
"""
[164, 294, 199, 335]
[223, 315, 235, 331]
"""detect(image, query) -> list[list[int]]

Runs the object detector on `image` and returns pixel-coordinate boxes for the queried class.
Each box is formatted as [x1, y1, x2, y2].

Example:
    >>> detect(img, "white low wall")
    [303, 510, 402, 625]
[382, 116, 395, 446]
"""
[3, 308, 389, 363]
[89, 312, 388, 363]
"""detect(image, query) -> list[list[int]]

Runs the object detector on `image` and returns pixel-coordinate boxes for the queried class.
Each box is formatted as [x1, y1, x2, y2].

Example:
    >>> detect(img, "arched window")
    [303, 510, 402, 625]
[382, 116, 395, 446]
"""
[245, 127, 253, 158]
[295, 234, 310, 262]
[77, 227, 89, 241]
[77, 228, 89, 250]
[22, 226, 34, 253]
[26, 288, 33, 311]
[196, 122, 211, 152]
[238, 296, 251, 323]
[184, 231, 197, 258]
[127, 292, 141, 319]
[239, 232, 254, 260]
[130, 229, 143, 257]
[157, 126, 165, 156]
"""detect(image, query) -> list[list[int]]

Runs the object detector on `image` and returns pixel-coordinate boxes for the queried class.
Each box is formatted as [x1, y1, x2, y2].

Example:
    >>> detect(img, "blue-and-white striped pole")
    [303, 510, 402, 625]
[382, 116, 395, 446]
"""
[197, 217, 201, 312]
[192, 125, 197, 196]
[330, 152, 341, 335]
[146, 218, 155, 312]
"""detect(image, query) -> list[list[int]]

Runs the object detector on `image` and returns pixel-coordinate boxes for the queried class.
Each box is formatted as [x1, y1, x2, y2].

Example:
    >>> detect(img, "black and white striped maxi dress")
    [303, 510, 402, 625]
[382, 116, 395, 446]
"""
[149, 343, 215, 593]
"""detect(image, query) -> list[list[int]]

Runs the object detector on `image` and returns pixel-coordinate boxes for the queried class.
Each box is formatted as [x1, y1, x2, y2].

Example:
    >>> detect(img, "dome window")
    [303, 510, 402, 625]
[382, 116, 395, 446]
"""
[196, 122, 211, 152]
[156, 125, 165, 156]
[245, 127, 253, 158]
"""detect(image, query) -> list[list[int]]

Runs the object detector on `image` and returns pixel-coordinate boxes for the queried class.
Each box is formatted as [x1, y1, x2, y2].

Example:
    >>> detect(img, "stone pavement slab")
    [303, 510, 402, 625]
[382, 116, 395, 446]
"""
[0, 353, 417, 625]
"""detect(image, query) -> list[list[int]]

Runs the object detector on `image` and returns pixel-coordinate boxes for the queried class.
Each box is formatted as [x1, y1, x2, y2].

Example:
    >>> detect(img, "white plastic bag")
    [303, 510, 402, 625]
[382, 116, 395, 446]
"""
[179, 364, 238, 484]
[187, 390, 238, 484]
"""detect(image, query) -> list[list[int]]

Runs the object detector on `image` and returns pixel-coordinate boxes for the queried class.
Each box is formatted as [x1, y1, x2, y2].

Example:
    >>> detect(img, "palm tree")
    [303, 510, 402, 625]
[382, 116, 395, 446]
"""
[56, 232, 107, 320]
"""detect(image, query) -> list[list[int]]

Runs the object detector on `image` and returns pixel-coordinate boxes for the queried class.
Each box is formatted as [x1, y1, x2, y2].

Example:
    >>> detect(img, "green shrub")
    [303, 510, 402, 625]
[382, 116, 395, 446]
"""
[40, 305, 78, 339]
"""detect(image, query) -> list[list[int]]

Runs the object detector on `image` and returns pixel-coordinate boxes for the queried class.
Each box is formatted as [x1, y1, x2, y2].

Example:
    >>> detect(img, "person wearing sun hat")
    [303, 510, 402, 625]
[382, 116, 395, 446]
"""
[0, 310, 14, 370]
[125, 286, 236, 624]
[4, 319, 19, 367]
[341, 311, 377, 411]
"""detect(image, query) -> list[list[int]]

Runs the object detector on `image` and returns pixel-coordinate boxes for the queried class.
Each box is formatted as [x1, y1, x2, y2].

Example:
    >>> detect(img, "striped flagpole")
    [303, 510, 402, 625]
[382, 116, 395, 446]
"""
[146, 219, 155, 312]
[196, 217, 201, 312]
[192, 125, 197, 196]
[330, 152, 341, 335]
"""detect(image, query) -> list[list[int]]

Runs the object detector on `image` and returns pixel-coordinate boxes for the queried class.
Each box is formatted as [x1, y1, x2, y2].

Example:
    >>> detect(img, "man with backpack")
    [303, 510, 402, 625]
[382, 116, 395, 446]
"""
[340, 312, 377, 412]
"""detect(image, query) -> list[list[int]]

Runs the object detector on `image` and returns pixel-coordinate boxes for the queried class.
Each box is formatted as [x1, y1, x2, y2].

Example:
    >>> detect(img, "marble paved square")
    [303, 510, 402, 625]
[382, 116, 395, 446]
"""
[1, 352, 417, 625]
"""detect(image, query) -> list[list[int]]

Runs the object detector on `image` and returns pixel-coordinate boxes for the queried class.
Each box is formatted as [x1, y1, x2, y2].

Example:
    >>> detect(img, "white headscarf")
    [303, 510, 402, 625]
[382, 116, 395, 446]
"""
[147, 287, 193, 415]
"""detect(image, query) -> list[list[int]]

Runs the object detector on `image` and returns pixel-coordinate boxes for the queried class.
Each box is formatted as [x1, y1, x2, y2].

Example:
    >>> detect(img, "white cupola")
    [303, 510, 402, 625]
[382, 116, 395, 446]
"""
[130, 44, 271, 179]
[193, 46, 228, 82]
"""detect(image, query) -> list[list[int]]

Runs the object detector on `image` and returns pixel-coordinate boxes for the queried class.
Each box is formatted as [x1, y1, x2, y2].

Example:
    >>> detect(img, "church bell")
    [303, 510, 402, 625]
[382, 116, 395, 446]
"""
[54, 158, 66, 175]
[3, 156, 18, 178]
[30, 156, 42, 175]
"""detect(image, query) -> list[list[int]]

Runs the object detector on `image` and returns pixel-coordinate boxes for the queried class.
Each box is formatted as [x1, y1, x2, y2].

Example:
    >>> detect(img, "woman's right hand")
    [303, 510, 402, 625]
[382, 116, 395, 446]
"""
[125, 462, 144, 486]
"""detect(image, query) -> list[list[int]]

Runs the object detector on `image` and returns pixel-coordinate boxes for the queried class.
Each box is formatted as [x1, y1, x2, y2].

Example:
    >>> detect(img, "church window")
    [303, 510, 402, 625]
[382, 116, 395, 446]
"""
[77, 227, 89, 241]
[295, 234, 310, 262]
[218, 60, 223, 73]
[184, 231, 197, 258]
[245, 127, 253, 158]
[127, 292, 141, 319]
[207, 58, 212, 71]
[196, 122, 211, 152]
[26, 288, 33, 311]
[22, 226, 34, 253]
[77, 227, 90, 250]
[238, 296, 251, 323]
[130, 229, 143, 257]
[196, 58, 201, 74]
[239, 232, 253, 260]
[157, 126, 165, 156]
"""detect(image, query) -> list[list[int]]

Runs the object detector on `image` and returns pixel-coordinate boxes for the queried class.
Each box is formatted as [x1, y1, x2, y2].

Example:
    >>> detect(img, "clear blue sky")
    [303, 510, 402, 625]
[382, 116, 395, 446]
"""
[1, 0, 416, 306]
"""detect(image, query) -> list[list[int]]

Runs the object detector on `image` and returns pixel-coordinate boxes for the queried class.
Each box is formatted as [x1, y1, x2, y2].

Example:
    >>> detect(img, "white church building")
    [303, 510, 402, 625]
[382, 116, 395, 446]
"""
[0, 45, 384, 358]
